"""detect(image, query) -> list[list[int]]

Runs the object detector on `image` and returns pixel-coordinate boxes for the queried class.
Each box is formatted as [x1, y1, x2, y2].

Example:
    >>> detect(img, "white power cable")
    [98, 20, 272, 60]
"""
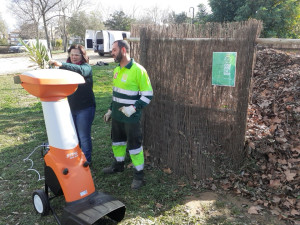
[23, 144, 49, 181]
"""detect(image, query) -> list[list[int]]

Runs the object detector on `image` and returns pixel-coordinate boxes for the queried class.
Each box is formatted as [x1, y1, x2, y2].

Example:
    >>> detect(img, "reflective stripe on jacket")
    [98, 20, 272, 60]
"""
[111, 59, 153, 123]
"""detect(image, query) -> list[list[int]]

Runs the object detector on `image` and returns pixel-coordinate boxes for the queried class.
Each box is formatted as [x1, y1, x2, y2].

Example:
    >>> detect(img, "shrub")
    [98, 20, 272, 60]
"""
[20, 39, 50, 69]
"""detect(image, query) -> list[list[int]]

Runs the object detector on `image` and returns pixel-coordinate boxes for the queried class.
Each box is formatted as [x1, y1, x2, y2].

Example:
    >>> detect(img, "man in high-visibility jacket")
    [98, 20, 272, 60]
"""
[103, 40, 153, 189]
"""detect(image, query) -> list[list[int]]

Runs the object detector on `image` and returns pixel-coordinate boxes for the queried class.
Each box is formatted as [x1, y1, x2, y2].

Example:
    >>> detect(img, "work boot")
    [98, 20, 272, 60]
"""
[102, 161, 124, 174]
[131, 170, 145, 189]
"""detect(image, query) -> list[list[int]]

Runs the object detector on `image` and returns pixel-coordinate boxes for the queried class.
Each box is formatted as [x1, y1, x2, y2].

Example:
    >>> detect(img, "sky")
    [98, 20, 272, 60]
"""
[0, 0, 210, 31]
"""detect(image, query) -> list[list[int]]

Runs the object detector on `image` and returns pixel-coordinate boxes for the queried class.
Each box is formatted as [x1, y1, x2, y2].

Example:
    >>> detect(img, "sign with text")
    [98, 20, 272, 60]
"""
[212, 52, 237, 87]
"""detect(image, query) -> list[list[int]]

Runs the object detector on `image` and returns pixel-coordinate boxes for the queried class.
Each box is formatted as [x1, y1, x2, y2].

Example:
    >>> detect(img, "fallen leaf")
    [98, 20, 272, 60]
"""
[220, 179, 231, 190]
[211, 184, 217, 191]
[283, 96, 294, 103]
[270, 207, 282, 216]
[270, 209, 281, 215]
[277, 159, 287, 164]
[286, 198, 296, 205]
[268, 153, 277, 163]
[248, 142, 255, 149]
[144, 149, 151, 158]
[234, 188, 241, 194]
[248, 206, 263, 214]
[258, 100, 271, 108]
[269, 124, 277, 134]
[177, 182, 186, 187]
[291, 209, 300, 216]
[156, 203, 163, 209]
[163, 168, 172, 174]
[275, 137, 287, 143]
[272, 196, 281, 203]
[284, 170, 296, 181]
[291, 146, 300, 153]
[271, 116, 282, 123]
[269, 179, 281, 188]
[296, 201, 300, 209]
[283, 200, 291, 208]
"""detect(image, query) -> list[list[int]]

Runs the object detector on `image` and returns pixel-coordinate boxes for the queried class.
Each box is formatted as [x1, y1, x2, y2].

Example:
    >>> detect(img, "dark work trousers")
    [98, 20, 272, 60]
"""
[111, 119, 143, 151]
[111, 119, 144, 171]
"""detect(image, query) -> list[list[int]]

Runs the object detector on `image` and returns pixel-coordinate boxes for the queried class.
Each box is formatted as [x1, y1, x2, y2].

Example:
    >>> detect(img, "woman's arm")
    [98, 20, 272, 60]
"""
[60, 63, 92, 77]
[49, 60, 91, 77]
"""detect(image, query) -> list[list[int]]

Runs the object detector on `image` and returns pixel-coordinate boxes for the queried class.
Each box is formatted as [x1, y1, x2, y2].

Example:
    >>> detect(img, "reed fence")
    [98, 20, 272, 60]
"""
[130, 20, 262, 179]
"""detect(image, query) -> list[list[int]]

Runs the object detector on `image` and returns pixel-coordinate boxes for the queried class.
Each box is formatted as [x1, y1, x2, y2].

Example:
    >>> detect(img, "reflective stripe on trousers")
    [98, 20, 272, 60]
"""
[112, 142, 144, 171]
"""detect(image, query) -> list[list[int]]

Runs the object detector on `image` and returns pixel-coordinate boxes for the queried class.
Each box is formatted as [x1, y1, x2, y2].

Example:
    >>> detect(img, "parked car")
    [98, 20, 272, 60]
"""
[8, 39, 50, 53]
[8, 40, 28, 53]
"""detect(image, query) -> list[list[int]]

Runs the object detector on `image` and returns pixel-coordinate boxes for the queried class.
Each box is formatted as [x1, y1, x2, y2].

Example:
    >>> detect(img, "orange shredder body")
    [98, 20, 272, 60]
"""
[15, 69, 125, 225]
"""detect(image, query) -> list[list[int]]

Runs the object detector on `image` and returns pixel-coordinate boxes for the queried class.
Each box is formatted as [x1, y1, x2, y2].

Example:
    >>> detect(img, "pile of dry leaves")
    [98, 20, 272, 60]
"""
[203, 49, 300, 224]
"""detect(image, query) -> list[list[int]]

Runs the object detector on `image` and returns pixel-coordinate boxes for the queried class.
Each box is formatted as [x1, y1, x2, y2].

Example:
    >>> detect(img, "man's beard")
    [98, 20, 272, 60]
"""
[114, 51, 123, 63]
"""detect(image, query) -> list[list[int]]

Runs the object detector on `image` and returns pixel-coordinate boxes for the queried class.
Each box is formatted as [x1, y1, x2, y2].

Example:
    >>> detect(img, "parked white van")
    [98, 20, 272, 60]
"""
[85, 30, 130, 56]
[85, 30, 96, 50]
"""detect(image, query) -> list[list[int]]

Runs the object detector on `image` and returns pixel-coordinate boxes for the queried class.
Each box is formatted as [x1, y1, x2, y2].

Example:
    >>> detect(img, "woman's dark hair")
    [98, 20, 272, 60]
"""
[67, 44, 89, 64]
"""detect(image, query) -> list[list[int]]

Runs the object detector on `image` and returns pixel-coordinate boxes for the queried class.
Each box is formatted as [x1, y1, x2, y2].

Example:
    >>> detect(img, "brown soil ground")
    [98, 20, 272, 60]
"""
[184, 191, 289, 225]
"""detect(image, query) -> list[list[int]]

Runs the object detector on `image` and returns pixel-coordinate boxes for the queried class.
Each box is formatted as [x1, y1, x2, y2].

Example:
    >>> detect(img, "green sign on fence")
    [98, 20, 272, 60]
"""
[212, 52, 237, 87]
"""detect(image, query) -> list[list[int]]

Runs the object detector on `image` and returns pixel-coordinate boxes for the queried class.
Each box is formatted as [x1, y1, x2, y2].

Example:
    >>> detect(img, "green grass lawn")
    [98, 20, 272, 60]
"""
[1, 65, 282, 225]
[0, 65, 199, 225]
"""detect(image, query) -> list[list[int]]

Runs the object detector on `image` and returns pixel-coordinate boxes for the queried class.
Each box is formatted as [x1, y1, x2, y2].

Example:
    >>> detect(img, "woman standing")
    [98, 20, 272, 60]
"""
[49, 44, 96, 164]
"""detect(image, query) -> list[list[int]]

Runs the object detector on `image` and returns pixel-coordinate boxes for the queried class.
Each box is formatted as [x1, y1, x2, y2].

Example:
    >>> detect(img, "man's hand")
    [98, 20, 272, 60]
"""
[119, 105, 136, 117]
[103, 109, 112, 122]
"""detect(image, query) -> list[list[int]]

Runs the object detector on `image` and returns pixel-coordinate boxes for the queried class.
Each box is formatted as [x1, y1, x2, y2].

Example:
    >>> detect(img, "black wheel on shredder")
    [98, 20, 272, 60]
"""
[32, 190, 50, 216]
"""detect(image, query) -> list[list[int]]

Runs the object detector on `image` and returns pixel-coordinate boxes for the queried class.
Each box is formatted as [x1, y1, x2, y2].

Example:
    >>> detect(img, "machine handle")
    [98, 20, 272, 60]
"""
[83, 161, 90, 168]
[14, 75, 21, 84]
[62, 168, 69, 175]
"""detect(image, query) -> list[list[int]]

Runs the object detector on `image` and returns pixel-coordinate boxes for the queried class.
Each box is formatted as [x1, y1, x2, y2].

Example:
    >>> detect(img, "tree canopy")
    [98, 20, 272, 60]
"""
[0, 13, 7, 36]
[195, 4, 210, 24]
[208, 0, 300, 38]
[168, 12, 189, 24]
[209, 0, 245, 22]
[0, 13, 8, 44]
[104, 11, 132, 31]
[67, 10, 105, 42]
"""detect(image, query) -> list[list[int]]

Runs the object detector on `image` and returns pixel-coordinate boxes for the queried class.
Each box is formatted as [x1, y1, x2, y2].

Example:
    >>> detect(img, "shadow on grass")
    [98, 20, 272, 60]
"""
[0, 102, 194, 225]
[0, 68, 196, 225]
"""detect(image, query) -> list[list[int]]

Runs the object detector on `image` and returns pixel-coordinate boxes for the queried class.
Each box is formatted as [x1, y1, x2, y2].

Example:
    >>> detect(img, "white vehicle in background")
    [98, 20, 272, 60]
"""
[85, 30, 130, 56]
[85, 30, 96, 50]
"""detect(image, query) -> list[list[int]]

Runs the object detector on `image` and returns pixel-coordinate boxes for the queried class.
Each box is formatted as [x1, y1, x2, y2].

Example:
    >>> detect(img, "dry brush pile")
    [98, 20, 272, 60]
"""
[201, 49, 300, 224]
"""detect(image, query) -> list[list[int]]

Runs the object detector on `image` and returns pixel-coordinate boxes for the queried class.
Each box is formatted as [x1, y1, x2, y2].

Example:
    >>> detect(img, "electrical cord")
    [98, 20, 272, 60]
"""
[23, 144, 49, 181]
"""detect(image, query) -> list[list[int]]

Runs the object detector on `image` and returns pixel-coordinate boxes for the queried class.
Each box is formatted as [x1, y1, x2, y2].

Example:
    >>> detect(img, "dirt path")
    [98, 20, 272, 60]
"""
[0, 50, 114, 75]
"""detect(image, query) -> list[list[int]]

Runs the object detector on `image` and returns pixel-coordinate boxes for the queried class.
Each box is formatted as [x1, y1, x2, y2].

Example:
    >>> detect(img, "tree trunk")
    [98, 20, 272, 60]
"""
[42, 13, 52, 57]
[62, 13, 68, 52]
[50, 24, 54, 48]
[35, 22, 39, 39]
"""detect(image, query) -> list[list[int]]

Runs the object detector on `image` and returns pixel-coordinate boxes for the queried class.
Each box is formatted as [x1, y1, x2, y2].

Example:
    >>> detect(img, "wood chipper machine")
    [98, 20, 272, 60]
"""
[14, 69, 126, 225]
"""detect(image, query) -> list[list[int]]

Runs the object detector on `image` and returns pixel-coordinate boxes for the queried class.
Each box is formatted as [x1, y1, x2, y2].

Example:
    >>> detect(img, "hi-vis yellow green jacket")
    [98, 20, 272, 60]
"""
[110, 59, 153, 123]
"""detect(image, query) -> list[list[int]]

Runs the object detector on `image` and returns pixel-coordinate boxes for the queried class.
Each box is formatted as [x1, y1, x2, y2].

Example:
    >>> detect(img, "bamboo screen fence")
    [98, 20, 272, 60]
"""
[130, 20, 262, 180]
